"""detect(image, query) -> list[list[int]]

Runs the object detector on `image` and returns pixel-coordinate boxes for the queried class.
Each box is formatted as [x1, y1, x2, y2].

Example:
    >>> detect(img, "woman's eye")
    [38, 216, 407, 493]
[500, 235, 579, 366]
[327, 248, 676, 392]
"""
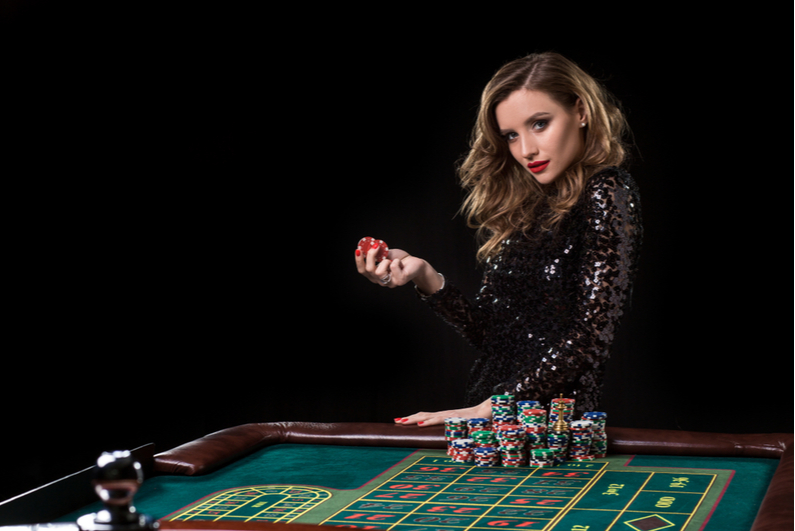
[532, 120, 548, 130]
[503, 132, 519, 142]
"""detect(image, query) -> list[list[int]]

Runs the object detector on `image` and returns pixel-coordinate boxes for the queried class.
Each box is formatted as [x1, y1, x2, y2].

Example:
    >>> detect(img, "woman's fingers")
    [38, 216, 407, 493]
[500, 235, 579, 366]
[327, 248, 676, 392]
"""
[386, 257, 422, 287]
[355, 244, 392, 284]
[394, 411, 455, 427]
[415, 415, 447, 426]
[394, 401, 493, 427]
[354, 247, 366, 274]
[365, 250, 409, 288]
[355, 243, 419, 289]
[394, 413, 437, 426]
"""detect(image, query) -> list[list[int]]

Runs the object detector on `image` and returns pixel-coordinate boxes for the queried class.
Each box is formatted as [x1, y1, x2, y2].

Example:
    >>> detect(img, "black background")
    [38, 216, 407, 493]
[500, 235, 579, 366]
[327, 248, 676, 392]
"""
[1, 2, 792, 506]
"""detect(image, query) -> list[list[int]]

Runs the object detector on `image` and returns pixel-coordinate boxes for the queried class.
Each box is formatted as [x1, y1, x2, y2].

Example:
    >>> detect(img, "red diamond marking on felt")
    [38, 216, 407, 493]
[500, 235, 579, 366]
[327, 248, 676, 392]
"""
[624, 514, 675, 531]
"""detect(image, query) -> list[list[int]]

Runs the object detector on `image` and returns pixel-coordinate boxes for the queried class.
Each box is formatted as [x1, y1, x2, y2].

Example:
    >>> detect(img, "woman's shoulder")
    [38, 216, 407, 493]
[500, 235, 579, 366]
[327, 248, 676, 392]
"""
[579, 166, 642, 231]
[585, 166, 639, 195]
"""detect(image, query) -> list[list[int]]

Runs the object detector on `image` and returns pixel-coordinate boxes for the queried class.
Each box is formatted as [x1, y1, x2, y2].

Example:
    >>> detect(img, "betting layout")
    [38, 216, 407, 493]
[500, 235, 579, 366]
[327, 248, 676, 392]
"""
[166, 485, 332, 522]
[162, 450, 730, 531]
[319, 453, 724, 531]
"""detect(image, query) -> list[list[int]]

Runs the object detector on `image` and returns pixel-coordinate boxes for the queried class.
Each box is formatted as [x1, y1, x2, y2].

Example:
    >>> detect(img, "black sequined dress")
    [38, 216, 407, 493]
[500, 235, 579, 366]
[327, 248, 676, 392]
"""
[421, 167, 642, 414]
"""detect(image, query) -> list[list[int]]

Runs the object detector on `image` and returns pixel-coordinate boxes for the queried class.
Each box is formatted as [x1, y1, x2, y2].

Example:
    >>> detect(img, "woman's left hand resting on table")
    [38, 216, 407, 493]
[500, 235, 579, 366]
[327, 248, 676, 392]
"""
[394, 398, 493, 427]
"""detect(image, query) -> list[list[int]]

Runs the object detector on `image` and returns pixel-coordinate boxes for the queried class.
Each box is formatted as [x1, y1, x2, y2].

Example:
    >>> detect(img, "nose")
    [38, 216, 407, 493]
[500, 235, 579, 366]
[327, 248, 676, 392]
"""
[519, 134, 538, 160]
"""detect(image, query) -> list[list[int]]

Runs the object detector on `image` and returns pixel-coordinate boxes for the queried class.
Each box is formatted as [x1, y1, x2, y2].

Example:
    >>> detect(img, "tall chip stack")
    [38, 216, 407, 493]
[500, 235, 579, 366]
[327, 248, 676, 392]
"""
[568, 420, 594, 461]
[583, 411, 608, 457]
[519, 408, 547, 450]
[444, 417, 469, 456]
[547, 396, 574, 466]
[546, 430, 570, 465]
[490, 395, 516, 427]
[471, 428, 499, 467]
[496, 424, 527, 467]
[549, 397, 575, 426]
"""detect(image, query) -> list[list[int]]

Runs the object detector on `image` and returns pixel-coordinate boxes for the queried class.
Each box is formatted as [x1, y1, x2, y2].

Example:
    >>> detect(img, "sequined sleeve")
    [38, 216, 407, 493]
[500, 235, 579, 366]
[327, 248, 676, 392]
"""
[419, 279, 493, 351]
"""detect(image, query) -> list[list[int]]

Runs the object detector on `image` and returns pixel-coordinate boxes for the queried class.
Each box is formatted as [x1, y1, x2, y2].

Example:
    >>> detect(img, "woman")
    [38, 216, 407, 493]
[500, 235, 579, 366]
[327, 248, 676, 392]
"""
[355, 52, 642, 426]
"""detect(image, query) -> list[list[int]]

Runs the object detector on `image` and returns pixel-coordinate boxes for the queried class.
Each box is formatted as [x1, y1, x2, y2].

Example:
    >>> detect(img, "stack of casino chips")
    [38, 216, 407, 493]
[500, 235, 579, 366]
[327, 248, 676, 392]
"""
[474, 446, 500, 467]
[471, 428, 497, 448]
[583, 411, 608, 457]
[546, 397, 573, 466]
[519, 408, 548, 450]
[546, 428, 570, 466]
[445, 395, 607, 468]
[468, 417, 491, 434]
[496, 424, 527, 467]
[568, 420, 594, 461]
[491, 395, 517, 427]
[470, 428, 499, 466]
[445, 417, 469, 456]
[516, 400, 542, 415]
[529, 448, 555, 468]
[500, 446, 527, 467]
[449, 438, 475, 463]
[548, 397, 575, 427]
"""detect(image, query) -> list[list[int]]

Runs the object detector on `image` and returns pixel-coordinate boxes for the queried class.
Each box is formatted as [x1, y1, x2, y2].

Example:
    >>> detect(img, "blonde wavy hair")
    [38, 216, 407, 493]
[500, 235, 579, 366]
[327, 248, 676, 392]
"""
[458, 52, 629, 262]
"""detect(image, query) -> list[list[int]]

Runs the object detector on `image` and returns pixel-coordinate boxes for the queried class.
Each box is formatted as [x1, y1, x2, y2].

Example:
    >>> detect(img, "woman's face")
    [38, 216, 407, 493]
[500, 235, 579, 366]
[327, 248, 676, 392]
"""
[495, 89, 586, 185]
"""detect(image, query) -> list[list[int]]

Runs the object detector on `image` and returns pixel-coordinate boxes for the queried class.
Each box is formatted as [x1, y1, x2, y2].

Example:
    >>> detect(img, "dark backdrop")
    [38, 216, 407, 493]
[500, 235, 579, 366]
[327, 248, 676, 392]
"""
[1, 2, 791, 505]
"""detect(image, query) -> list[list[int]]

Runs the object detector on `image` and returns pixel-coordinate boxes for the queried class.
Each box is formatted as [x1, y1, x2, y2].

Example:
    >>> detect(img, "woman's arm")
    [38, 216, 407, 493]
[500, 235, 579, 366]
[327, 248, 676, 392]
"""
[355, 239, 493, 349]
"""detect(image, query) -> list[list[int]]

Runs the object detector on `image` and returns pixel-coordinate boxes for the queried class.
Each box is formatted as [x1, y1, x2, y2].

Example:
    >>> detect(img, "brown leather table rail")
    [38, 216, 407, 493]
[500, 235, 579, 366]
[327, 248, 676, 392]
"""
[154, 422, 793, 531]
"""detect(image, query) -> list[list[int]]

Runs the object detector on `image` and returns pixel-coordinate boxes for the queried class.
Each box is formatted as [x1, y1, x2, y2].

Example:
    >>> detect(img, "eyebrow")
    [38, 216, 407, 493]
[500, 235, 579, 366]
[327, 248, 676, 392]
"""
[499, 112, 552, 134]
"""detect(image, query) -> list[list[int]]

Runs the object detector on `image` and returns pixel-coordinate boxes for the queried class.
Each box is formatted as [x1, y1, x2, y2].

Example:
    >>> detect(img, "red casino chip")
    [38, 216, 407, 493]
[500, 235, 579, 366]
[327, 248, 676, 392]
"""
[358, 237, 389, 262]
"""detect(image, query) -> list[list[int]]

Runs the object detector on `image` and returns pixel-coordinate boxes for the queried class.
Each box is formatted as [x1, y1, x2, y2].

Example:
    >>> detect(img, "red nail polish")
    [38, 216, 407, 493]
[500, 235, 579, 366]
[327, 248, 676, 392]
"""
[355, 249, 361, 257]
[417, 421, 424, 425]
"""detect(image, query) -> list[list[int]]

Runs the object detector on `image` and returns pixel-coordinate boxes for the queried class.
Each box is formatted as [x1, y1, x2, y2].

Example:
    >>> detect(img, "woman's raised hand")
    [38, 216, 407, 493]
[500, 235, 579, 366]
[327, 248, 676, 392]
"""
[355, 239, 443, 294]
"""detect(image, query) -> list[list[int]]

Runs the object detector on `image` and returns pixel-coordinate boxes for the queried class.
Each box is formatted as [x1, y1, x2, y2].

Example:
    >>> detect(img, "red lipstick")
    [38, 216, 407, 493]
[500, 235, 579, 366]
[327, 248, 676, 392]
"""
[528, 160, 550, 173]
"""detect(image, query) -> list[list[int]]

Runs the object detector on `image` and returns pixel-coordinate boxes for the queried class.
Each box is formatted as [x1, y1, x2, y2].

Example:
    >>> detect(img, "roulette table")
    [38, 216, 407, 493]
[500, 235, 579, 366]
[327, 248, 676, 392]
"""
[0, 422, 791, 531]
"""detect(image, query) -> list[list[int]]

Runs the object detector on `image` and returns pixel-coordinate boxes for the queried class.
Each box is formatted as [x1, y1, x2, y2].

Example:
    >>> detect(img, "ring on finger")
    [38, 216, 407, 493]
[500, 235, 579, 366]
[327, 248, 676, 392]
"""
[379, 272, 392, 285]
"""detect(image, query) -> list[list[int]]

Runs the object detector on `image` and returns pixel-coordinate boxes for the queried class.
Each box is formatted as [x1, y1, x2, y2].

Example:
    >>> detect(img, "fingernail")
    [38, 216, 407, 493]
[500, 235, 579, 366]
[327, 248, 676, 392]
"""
[355, 249, 361, 257]
[417, 421, 424, 425]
